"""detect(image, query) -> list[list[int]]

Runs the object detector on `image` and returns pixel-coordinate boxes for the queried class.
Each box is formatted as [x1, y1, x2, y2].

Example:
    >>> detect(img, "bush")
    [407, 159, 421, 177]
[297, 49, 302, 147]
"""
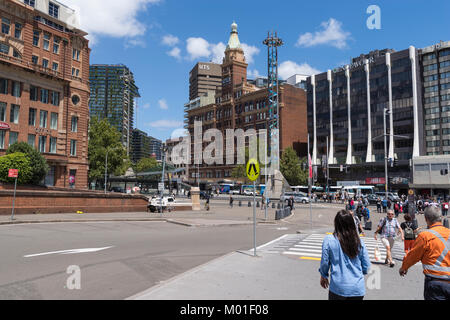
[7, 142, 48, 184]
[0, 152, 33, 184]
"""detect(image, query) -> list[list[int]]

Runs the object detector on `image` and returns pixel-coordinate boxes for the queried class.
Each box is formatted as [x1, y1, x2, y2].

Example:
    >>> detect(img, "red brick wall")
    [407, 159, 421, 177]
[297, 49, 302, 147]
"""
[280, 84, 308, 158]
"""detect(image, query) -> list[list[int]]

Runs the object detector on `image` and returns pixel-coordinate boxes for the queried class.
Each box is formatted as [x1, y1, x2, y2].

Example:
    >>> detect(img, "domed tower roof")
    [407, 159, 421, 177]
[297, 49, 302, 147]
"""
[226, 21, 242, 51]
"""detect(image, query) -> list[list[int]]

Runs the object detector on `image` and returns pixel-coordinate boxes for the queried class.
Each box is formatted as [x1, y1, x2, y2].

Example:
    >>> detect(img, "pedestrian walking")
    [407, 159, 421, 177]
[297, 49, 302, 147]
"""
[442, 201, 448, 217]
[350, 210, 365, 237]
[382, 198, 388, 213]
[400, 214, 420, 254]
[376, 197, 382, 213]
[229, 194, 234, 208]
[319, 210, 371, 300]
[374, 209, 404, 267]
[399, 206, 450, 300]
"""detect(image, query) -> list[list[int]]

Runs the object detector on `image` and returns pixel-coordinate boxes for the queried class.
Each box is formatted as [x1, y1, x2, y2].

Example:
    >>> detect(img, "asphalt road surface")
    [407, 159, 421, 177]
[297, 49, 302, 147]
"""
[0, 220, 289, 300]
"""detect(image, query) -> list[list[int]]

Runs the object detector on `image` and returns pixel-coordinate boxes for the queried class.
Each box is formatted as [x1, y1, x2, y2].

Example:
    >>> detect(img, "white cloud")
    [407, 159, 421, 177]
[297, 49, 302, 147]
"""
[167, 47, 181, 60]
[162, 34, 180, 47]
[278, 61, 321, 80]
[241, 43, 260, 64]
[247, 69, 261, 79]
[148, 120, 183, 129]
[185, 37, 259, 64]
[63, 0, 160, 44]
[125, 38, 146, 49]
[296, 18, 351, 49]
[158, 99, 169, 110]
[141, 103, 150, 109]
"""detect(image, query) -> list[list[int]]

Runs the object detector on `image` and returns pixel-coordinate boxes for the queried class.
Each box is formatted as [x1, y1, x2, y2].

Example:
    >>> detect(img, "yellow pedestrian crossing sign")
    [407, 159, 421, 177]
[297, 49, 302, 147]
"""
[246, 158, 260, 181]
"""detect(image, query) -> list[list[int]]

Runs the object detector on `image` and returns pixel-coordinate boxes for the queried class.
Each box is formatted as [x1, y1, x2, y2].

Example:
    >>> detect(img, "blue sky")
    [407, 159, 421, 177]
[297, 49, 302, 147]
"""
[65, 0, 450, 141]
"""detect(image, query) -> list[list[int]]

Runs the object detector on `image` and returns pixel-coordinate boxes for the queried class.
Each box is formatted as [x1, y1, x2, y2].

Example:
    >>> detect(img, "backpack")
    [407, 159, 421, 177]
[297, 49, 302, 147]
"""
[404, 222, 415, 240]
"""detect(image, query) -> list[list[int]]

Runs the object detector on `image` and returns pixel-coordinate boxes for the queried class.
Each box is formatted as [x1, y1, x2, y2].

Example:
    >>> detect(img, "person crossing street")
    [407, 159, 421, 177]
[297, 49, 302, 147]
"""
[399, 206, 450, 300]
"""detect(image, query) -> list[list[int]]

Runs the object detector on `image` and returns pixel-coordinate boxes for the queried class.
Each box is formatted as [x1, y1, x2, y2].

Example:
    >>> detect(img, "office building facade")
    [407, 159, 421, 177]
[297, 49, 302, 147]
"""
[189, 62, 222, 101]
[0, 0, 90, 189]
[307, 47, 423, 192]
[89, 64, 140, 155]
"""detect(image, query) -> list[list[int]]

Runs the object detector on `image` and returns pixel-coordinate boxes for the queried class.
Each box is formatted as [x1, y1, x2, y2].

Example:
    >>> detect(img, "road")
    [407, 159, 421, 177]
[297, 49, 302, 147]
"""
[0, 220, 288, 299]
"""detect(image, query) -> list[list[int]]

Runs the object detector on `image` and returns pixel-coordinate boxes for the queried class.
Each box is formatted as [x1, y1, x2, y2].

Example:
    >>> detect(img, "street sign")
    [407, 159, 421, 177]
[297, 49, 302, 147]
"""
[158, 182, 164, 191]
[0, 122, 11, 130]
[246, 158, 260, 182]
[8, 169, 18, 178]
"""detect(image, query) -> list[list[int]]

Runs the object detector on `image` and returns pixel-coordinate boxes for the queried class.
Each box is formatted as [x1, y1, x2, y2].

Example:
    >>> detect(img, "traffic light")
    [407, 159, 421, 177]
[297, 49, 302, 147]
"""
[441, 169, 449, 176]
[393, 159, 398, 167]
[389, 158, 393, 168]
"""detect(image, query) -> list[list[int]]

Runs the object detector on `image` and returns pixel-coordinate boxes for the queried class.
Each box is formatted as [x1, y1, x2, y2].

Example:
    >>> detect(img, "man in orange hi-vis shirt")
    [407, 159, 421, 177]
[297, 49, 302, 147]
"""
[399, 205, 450, 300]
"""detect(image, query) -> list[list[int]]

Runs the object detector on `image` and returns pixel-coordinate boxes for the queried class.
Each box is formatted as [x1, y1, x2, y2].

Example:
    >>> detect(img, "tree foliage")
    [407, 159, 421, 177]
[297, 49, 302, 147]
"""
[0, 152, 33, 184]
[280, 147, 308, 186]
[6, 142, 48, 184]
[136, 157, 158, 173]
[88, 117, 129, 181]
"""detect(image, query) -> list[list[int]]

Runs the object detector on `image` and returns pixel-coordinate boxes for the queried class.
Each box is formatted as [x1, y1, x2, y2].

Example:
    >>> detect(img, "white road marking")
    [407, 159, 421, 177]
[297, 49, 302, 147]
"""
[24, 246, 114, 258]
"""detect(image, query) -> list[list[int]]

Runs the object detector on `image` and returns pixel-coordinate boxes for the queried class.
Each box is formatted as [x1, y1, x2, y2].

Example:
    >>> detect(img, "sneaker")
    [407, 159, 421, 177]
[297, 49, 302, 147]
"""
[390, 261, 395, 268]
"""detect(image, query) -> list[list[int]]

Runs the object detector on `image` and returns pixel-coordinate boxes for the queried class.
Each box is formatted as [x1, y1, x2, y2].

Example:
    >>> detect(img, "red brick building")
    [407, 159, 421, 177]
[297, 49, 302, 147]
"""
[185, 22, 307, 184]
[0, 0, 90, 189]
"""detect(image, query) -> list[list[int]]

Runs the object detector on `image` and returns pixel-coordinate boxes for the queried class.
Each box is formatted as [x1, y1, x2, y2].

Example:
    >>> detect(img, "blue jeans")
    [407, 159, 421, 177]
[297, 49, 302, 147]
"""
[424, 276, 450, 300]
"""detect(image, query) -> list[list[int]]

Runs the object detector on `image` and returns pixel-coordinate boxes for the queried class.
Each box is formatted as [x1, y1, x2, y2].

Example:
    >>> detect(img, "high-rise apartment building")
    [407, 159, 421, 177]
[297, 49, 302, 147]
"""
[0, 0, 90, 189]
[89, 64, 140, 155]
[149, 137, 162, 161]
[131, 129, 151, 164]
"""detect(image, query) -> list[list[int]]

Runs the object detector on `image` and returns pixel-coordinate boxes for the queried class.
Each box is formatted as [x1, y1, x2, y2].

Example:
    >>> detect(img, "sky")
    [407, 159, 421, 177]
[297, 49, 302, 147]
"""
[63, 0, 450, 142]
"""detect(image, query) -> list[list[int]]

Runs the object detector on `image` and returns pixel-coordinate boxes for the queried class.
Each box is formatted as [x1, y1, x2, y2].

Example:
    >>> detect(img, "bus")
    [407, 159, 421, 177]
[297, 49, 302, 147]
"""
[342, 185, 375, 198]
[242, 184, 266, 196]
[291, 186, 324, 194]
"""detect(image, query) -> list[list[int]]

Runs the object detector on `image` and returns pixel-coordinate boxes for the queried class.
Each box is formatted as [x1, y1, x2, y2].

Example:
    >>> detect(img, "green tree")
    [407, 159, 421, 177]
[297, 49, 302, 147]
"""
[136, 157, 158, 173]
[7, 142, 48, 184]
[0, 152, 33, 184]
[280, 147, 308, 186]
[88, 117, 129, 183]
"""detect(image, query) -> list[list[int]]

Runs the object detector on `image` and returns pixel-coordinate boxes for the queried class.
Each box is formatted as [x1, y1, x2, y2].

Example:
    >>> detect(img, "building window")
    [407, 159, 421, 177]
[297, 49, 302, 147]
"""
[28, 134, 35, 148]
[42, 58, 49, 69]
[50, 112, 58, 130]
[14, 23, 22, 39]
[24, 0, 35, 7]
[71, 68, 80, 77]
[28, 108, 36, 126]
[43, 34, 50, 51]
[40, 89, 49, 104]
[0, 102, 6, 121]
[51, 91, 59, 106]
[71, 116, 78, 132]
[49, 137, 56, 153]
[53, 37, 60, 54]
[72, 49, 80, 61]
[13, 49, 20, 58]
[8, 131, 18, 146]
[12, 81, 20, 97]
[30, 86, 38, 101]
[0, 130, 4, 149]
[48, 2, 59, 19]
[52, 62, 58, 72]
[39, 110, 48, 128]
[70, 140, 77, 156]
[1, 18, 10, 35]
[33, 30, 40, 47]
[38, 136, 46, 153]
[0, 43, 9, 55]
[31, 55, 38, 65]
[10, 104, 19, 124]
[0, 78, 7, 94]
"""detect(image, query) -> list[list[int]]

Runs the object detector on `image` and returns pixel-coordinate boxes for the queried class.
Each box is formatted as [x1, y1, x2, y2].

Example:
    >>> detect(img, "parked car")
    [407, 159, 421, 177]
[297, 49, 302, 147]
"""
[375, 192, 400, 202]
[243, 189, 255, 196]
[110, 186, 124, 193]
[281, 192, 310, 204]
[148, 195, 175, 212]
[365, 194, 378, 205]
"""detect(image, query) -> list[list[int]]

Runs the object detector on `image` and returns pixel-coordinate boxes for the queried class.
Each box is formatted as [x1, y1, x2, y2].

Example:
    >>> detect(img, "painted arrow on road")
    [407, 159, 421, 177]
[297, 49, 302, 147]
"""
[24, 246, 114, 258]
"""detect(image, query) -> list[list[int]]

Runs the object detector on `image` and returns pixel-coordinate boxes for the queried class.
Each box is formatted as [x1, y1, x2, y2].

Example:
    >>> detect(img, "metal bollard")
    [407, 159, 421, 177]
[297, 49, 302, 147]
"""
[277, 202, 281, 209]
[256, 201, 260, 208]
[239, 201, 242, 207]
[275, 210, 281, 220]
[248, 201, 251, 207]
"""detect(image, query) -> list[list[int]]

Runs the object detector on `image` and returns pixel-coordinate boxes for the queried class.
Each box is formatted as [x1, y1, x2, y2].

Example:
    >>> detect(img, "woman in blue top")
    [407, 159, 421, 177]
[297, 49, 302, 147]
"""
[319, 210, 371, 300]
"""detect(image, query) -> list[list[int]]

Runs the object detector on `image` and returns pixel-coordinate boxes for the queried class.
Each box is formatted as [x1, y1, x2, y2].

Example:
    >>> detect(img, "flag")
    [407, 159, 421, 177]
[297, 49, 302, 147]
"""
[308, 153, 313, 179]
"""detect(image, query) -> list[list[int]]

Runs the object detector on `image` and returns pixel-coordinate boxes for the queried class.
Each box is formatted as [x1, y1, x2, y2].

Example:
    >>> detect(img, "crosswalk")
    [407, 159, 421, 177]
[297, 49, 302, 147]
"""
[263, 233, 407, 263]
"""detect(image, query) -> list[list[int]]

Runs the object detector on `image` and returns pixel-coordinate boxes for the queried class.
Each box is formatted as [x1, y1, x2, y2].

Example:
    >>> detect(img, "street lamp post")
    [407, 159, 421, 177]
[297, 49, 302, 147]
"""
[104, 148, 109, 194]
[160, 143, 168, 215]
[383, 108, 389, 200]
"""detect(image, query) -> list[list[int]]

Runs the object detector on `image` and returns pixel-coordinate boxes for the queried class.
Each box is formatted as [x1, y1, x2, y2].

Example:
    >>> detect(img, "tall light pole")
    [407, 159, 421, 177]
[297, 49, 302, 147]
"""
[104, 148, 109, 194]
[383, 108, 389, 200]
[160, 143, 168, 215]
